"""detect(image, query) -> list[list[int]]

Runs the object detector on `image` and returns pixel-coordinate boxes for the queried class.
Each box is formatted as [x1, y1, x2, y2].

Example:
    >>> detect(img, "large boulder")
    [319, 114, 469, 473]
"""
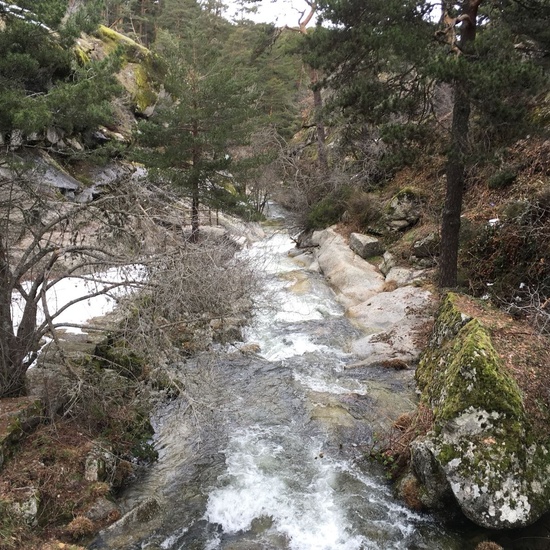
[385, 190, 422, 231]
[312, 227, 384, 307]
[411, 293, 550, 529]
[348, 286, 434, 364]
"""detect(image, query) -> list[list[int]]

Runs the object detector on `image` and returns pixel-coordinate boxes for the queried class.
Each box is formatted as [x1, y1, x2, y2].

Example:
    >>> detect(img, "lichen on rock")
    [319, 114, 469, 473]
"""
[410, 293, 550, 529]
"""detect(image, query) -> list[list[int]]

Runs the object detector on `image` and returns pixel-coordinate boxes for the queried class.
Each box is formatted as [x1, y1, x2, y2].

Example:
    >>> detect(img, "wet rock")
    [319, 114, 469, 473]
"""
[294, 229, 317, 249]
[103, 497, 161, 538]
[410, 438, 453, 509]
[349, 232, 383, 259]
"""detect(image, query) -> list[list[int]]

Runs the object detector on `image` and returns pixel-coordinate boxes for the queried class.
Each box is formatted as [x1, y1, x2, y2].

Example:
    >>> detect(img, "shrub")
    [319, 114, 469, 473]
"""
[306, 196, 346, 229]
[488, 168, 517, 189]
[345, 191, 383, 230]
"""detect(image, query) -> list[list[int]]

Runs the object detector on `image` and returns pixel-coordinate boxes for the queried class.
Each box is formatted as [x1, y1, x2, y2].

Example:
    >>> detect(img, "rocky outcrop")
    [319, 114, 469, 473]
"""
[308, 226, 435, 367]
[409, 293, 550, 529]
[385, 190, 422, 231]
[311, 227, 384, 307]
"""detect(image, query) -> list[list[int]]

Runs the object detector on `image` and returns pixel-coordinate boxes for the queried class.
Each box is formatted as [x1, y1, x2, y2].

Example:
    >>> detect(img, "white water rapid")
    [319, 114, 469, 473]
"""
[92, 214, 474, 550]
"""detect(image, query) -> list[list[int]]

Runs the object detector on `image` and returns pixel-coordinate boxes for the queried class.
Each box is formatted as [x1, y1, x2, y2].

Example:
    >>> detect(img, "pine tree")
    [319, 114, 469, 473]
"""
[0, 0, 121, 142]
[431, 0, 547, 286]
[309, 0, 548, 285]
[135, 2, 257, 239]
[305, 0, 434, 179]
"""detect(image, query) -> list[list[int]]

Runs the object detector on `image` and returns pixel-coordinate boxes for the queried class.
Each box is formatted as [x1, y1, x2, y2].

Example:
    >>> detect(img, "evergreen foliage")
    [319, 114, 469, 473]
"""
[0, 0, 121, 141]
[134, 2, 261, 236]
[310, 0, 548, 286]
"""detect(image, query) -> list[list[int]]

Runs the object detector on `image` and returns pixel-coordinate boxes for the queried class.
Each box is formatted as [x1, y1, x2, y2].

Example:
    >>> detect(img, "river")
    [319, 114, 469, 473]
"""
[91, 212, 479, 549]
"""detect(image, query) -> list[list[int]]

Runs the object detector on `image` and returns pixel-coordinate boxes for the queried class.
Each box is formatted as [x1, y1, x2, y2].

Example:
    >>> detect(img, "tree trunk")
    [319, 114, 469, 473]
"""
[439, 83, 471, 287]
[190, 132, 200, 243]
[298, 2, 328, 170]
[191, 183, 200, 242]
[0, 242, 30, 397]
[437, 0, 481, 288]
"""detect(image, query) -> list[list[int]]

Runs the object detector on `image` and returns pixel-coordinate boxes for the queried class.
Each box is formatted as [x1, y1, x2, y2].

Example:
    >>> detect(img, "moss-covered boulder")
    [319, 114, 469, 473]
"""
[411, 293, 550, 529]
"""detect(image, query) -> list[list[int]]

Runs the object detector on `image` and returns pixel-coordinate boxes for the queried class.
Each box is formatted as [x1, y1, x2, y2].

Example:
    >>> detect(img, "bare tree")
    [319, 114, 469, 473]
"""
[0, 153, 266, 398]
[0, 165, 147, 398]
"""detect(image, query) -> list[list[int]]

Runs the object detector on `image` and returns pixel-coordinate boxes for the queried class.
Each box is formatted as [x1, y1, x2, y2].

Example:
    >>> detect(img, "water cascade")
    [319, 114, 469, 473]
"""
[93, 215, 473, 549]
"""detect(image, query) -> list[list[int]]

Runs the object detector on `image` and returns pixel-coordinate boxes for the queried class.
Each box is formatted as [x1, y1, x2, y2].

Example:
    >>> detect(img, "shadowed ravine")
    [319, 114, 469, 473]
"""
[91, 214, 474, 549]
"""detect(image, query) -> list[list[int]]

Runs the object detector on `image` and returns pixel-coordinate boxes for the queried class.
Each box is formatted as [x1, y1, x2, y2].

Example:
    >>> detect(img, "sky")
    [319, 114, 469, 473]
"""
[225, 0, 319, 28]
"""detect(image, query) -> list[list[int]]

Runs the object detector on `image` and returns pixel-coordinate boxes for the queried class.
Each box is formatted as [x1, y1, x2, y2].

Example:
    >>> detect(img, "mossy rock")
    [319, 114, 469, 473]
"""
[0, 397, 43, 470]
[94, 26, 160, 115]
[96, 25, 150, 62]
[418, 318, 523, 423]
[411, 292, 550, 529]
[416, 293, 472, 392]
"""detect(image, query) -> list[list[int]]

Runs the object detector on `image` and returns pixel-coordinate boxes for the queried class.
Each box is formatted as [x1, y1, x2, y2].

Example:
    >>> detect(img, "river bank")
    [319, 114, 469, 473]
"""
[3, 213, 549, 549]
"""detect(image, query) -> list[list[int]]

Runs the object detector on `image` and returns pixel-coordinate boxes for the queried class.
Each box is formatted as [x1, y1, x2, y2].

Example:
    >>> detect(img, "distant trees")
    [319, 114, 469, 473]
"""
[134, 0, 308, 235]
[135, 2, 259, 239]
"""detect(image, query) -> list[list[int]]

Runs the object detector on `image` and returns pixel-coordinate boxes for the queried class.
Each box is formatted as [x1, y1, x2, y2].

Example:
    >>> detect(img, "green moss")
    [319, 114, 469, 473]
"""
[94, 336, 146, 379]
[488, 168, 517, 189]
[416, 293, 471, 392]
[417, 292, 524, 424]
[134, 64, 157, 113]
[96, 25, 150, 61]
[438, 443, 461, 464]
[94, 25, 160, 114]
[437, 320, 523, 422]
[413, 293, 550, 524]
[394, 186, 421, 200]
[74, 44, 90, 65]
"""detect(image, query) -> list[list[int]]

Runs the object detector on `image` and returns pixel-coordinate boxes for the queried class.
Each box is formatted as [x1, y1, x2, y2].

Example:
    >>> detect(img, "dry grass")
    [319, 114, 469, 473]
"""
[374, 403, 435, 480]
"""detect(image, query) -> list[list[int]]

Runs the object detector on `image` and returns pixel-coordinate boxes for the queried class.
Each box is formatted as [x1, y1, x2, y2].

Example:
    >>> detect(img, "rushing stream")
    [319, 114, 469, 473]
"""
[92, 212, 479, 550]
